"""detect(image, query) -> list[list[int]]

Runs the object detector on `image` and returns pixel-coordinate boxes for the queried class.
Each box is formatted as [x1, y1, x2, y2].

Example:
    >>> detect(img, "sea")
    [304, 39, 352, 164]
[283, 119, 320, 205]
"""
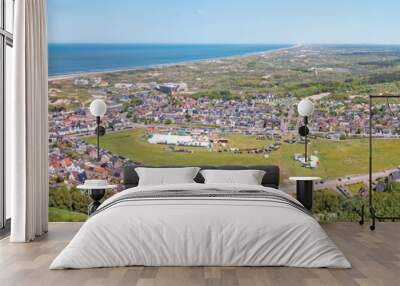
[48, 43, 292, 77]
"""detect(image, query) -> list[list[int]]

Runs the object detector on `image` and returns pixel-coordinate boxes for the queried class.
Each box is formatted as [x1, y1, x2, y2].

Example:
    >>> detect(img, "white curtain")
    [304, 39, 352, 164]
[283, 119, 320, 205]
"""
[9, 0, 49, 242]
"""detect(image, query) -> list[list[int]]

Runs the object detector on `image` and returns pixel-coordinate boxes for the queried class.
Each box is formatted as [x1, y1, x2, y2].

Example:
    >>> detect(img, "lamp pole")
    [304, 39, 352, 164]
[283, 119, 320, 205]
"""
[96, 116, 100, 161]
[304, 116, 308, 162]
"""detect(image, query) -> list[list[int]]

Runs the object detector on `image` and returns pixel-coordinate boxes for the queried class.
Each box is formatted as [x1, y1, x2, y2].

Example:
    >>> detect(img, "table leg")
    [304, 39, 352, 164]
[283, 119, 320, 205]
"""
[87, 189, 106, 215]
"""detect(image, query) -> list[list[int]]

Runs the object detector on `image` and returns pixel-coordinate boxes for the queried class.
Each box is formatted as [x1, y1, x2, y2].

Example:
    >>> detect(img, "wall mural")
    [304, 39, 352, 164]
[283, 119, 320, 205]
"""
[47, 1, 400, 222]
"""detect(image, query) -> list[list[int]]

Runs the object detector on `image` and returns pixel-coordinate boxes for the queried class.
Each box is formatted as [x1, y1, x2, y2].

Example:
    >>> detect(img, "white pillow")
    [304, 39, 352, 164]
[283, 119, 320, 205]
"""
[200, 169, 265, 185]
[136, 167, 200, 186]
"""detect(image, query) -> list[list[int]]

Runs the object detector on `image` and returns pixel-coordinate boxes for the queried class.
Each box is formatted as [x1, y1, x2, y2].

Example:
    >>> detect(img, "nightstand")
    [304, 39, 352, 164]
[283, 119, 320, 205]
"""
[289, 177, 321, 210]
[77, 181, 117, 215]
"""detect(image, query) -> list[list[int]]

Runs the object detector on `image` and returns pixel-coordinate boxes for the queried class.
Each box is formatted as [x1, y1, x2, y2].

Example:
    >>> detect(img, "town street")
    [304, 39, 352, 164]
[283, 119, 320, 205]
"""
[282, 167, 399, 195]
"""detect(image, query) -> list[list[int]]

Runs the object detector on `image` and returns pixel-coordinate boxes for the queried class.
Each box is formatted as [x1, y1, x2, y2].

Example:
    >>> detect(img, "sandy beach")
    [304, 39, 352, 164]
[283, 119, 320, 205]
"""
[48, 44, 300, 82]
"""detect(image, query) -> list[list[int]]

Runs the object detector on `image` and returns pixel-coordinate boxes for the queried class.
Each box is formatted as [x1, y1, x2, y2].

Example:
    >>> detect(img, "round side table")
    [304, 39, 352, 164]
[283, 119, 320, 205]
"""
[77, 184, 116, 215]
[289, 177, 321, 210]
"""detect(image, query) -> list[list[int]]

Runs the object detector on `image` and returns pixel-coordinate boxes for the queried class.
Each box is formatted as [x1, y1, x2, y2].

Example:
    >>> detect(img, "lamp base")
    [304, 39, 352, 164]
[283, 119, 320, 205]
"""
[296, 180, 313, 210]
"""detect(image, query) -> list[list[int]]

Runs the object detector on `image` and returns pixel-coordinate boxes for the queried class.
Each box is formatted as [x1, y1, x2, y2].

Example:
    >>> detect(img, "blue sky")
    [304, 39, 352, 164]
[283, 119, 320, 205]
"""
[47, 0, 400, 44]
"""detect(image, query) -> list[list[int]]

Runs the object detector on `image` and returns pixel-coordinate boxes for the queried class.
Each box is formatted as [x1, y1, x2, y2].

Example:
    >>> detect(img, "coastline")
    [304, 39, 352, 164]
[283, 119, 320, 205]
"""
[48, 44, 301, 81]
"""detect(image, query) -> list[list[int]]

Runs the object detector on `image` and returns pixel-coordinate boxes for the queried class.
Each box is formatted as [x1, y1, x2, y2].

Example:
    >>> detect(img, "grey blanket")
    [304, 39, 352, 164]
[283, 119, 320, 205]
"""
[92, 189, 310, 217]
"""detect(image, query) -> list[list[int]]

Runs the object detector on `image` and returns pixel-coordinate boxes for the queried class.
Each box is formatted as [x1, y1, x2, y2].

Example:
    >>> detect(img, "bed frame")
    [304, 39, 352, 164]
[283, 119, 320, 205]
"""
[122, 165, 280, 189]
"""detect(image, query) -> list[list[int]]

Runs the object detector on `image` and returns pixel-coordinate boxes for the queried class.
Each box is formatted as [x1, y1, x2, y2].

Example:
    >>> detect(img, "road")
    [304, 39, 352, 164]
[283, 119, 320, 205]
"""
[282, 167, 399, 195]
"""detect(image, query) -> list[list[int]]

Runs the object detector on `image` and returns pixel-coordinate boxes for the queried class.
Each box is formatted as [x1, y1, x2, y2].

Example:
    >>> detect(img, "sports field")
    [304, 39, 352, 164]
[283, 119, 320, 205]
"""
[85, 128, 400, 180]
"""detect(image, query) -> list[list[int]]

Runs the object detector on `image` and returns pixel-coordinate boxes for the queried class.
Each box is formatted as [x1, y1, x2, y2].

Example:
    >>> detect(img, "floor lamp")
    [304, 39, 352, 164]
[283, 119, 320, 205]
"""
[90, 99, 107, 161]
[297, 99, 314, 163]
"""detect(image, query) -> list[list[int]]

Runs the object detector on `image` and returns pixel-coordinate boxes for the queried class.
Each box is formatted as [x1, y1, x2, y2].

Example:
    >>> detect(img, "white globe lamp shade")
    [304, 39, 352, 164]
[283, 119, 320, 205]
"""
[90, 99, 107, 117]
[297, 99, 314, 117]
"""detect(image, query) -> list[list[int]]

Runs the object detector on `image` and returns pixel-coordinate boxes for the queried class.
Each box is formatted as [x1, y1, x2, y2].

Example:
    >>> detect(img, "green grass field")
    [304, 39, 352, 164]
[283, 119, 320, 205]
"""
[49, 207, 87, 222]
[85, 128, 400, 180]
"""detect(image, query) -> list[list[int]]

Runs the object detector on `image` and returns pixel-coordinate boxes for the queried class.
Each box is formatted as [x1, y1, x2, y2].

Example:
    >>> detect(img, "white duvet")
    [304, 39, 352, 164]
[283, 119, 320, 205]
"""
[50, 183, 351, 269]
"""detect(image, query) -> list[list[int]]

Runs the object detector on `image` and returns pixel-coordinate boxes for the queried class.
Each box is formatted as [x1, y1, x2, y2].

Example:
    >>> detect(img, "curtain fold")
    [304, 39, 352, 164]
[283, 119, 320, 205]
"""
[9, 0, 48, 242]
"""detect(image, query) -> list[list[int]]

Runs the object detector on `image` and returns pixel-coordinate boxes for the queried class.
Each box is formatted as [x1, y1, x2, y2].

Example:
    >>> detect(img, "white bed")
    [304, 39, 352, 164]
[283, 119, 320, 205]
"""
[50, 183, 351, 269]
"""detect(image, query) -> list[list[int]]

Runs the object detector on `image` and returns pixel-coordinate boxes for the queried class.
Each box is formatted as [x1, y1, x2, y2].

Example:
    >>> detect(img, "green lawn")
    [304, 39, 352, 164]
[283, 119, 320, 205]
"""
[86, 129, 271, 166]
[49, 207, 87, 222]
[85, 128, 400, 180]
[224, 134, 272, 149]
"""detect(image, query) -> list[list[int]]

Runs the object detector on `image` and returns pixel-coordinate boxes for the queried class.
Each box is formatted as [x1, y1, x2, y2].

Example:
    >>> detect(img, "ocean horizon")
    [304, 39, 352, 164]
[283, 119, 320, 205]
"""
[48, 43, 292, 77]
